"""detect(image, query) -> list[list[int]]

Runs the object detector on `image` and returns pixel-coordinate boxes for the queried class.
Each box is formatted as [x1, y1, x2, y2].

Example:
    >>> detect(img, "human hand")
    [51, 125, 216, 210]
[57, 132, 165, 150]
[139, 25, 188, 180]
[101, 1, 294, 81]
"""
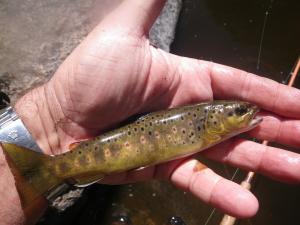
[15, 0, 300, 219]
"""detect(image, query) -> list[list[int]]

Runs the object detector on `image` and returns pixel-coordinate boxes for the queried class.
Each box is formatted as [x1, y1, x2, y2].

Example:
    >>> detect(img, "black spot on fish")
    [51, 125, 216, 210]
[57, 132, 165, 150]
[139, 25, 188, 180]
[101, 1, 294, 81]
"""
[137, 121, 140, 124]
[134, 127, 138, 132]
[149, 122, 153, 126]
[141, 127, 144, 131]
[210, 115, 213, 119]
[228, 112, 233, 117]
[148, 131, 152, 135]
[163, 121, 167, 124]
[188, 112, 191, 115]
[94, 146, 98, 151]
[181, 116, 184, 120]
[214, 121, 217, 125]
[197, 126, 201, 131]
[212, 110, 216, 113]
[78, 151, 82, 154]
[128, 131, 131, 135]
[235, 106, 248, 115]
[193, 113, 197, 117]
[182, 129, 186, 134]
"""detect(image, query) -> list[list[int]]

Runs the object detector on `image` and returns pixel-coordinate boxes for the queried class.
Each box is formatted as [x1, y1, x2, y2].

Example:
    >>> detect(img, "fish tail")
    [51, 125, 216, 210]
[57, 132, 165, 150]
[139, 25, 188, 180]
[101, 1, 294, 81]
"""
[1, 143, 62, 207]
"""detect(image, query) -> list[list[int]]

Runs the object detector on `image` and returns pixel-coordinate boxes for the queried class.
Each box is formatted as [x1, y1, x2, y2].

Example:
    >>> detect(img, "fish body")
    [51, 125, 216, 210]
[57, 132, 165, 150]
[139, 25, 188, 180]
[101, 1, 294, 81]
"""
[1, 101, 261, 207]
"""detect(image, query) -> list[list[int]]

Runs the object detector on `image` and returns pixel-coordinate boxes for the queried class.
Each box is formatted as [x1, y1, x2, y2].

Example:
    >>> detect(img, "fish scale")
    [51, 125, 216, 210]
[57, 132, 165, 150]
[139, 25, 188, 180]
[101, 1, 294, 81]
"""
[51, 101, 258, 184]
[1, 100, 262, 206]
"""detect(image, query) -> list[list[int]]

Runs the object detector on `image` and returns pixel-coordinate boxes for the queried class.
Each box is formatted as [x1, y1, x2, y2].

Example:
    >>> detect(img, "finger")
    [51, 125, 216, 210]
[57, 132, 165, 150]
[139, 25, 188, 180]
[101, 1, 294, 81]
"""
[170, 159, 258, 218]
[248, 112, 300, 148]
[204, 138, 300, 183]
[207, 61, 300, 118]
[101, 0, 166, 35]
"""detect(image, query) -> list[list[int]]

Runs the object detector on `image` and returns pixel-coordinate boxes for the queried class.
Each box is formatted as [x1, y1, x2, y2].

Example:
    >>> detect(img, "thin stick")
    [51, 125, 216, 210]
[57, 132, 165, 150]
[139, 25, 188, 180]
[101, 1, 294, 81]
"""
[219, 56, 300, 225]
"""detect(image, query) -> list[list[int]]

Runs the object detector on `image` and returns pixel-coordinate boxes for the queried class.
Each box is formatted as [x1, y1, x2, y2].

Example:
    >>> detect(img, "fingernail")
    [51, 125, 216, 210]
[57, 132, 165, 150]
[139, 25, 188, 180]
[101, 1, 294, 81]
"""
[193, 161, 207, 172]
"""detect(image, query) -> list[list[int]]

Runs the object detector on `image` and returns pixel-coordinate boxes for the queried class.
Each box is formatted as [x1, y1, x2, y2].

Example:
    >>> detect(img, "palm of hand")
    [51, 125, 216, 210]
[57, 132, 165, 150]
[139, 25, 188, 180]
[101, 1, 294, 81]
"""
[28, 0, 300, 218]
[50, 26, 212, 144]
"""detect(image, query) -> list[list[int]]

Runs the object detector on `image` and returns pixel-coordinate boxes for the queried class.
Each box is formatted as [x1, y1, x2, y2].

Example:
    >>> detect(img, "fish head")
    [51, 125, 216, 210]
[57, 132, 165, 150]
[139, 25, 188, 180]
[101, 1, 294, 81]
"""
[206, 101, 262, 134]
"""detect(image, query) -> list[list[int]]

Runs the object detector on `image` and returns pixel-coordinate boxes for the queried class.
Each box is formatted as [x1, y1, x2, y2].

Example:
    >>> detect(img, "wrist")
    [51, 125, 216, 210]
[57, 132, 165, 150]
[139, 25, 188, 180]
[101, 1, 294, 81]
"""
[0, 146, 25, 225]
[14, 85, 56, 155]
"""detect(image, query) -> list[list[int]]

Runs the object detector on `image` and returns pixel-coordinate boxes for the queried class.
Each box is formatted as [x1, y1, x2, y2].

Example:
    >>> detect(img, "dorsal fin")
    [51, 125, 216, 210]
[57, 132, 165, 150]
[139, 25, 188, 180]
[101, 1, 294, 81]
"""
[69, 141, 81, 150]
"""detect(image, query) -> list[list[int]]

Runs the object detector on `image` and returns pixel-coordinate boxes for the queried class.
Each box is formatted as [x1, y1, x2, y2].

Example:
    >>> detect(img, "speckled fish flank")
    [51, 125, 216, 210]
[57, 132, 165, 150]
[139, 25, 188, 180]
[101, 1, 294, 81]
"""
[1, 101, 262, 206]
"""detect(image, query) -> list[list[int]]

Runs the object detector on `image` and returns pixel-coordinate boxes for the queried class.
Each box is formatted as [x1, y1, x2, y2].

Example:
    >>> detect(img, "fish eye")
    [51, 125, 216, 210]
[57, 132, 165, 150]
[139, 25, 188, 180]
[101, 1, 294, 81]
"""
[234, 106, 248, 116]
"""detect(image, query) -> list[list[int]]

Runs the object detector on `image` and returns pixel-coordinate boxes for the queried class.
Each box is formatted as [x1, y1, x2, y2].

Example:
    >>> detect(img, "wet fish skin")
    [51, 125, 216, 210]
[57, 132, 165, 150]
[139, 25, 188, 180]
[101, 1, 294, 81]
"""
[1, 100, 261, 206]
[52, 100, 260, 183]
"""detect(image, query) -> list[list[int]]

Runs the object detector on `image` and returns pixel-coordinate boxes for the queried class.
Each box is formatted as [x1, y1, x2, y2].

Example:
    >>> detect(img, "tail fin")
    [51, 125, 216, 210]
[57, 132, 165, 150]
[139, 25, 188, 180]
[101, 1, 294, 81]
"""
[1, 143, 62, 208]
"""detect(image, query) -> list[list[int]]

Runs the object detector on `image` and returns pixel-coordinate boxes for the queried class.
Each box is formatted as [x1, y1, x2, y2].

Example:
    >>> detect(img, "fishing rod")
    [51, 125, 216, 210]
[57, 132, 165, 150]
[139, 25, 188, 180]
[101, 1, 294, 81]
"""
[219, 56, 300, 225]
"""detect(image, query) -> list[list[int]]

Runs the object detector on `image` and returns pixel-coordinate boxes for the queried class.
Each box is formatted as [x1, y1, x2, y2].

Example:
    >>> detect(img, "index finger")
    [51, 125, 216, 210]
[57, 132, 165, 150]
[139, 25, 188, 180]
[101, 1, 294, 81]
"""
[208, 62, 300, 118]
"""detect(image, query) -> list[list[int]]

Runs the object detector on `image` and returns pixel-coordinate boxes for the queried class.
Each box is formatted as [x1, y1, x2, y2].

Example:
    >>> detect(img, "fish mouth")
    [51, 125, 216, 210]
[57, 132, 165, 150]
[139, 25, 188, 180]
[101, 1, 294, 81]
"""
[249, 116, 263, 127]
[248, 104, 262, 128]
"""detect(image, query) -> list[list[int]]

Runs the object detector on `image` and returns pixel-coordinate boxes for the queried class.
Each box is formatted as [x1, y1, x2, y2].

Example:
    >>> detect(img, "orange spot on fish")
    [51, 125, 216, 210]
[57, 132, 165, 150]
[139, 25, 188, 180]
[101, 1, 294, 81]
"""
[167, 134, 172, 141]
[140, 135, 146, 144]
[104, 148, 111, 158]
[124, 142, 130, 148]
[172, 126, 177, 133]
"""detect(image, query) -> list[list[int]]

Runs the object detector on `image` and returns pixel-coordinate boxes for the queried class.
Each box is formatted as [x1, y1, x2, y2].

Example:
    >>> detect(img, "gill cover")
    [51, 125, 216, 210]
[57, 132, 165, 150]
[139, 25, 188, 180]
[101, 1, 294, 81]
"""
[1, 143, 61, 207]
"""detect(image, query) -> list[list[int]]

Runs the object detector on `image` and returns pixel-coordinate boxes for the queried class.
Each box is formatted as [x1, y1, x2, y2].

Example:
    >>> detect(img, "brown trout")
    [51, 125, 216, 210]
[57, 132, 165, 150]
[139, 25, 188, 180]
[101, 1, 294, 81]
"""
[1, 101, 261, 207]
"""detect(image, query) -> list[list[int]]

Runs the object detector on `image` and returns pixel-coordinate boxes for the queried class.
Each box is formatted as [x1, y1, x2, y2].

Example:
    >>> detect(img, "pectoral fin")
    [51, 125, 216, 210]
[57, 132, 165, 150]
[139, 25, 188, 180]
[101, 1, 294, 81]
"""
[71, 174, 105, 187]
